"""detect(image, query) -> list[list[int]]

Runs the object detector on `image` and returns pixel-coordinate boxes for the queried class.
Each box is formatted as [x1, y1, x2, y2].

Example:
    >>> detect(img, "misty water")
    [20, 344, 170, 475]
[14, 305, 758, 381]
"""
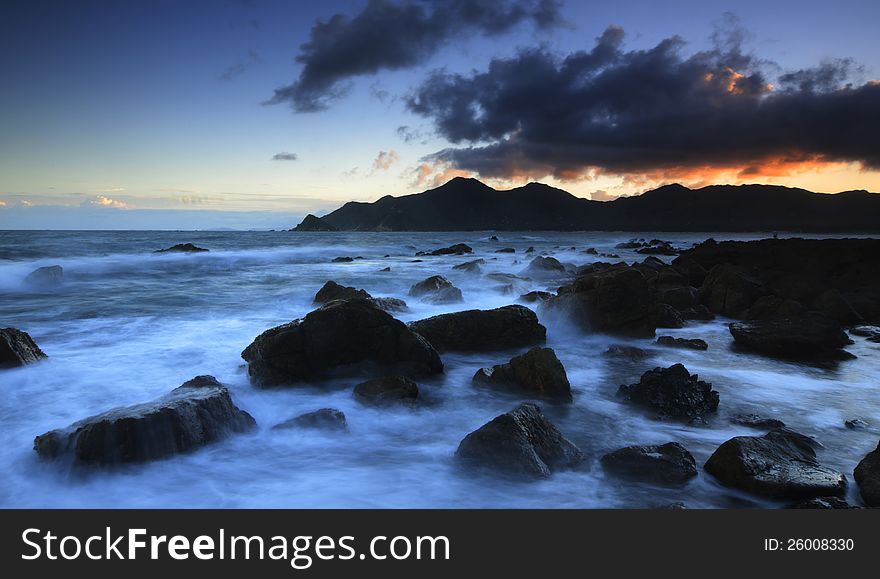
[1, 230, 878, 508]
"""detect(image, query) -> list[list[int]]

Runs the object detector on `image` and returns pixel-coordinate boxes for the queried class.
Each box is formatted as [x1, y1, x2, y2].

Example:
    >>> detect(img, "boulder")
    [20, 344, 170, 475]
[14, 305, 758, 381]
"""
[313, 281, 370, 303]
[811, 288, 862, 325]
[522, 256, 566, 276]
[845, 419, 869, 430]
[656, 336, 708, 350]
[741, 296, 806, 321]
[731, 414, 786, 429]
[292, 214, 337, 232]
[850, 325, 880, 343]
[154, 243, 209, 253]
[699, 264, 766, 317]
[408, 275, 463, 304]
[408, 305, 545, 352]
[34, 376, 255, 465]
[704, 428, 847, 500]
[854, 441, 880, 506]
[331, 256, 354, 263]
[241, 299, 442, 386]
[603, 345, 654, 360]
[637, 241, 678, 256]
[0, 328, 48, 368]
[23, 265, 63, 288]
[518, 290, 553, 303]
[670, 255, 708, 287]
[452, 258, 484, 272]
[455, 403, 583, 479]
[473, 347, 572, 401]
[495, 248, 516, 253]
[655, 286, 698, 310]
[653, 304, 684, 329]
[601, 442, 698, 485]
[273, 408, 348, 431]
[353, 376, 419, 406]
[421, 243, 473, 256]
[369, 297, 408, 313]
[791, 497, 854, 509]
[729, 315, 853, 361]
[679, 305, 715, 321]
[617, 363, 719, 420]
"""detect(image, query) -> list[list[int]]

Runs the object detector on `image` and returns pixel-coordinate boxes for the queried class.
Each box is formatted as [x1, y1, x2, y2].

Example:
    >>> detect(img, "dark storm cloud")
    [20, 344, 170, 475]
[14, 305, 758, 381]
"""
[268, 0, 564, 112]
[405, 26, 880, 179]
[271, 152, 298, 161]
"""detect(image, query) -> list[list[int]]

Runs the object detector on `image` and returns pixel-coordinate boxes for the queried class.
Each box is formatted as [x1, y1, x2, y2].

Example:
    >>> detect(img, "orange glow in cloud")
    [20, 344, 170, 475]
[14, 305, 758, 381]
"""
[412, 163, 473, 188]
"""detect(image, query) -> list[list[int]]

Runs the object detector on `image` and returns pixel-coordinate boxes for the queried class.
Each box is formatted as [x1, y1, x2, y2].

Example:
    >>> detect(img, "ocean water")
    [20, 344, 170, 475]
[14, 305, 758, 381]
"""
[0, 230, 878, 508]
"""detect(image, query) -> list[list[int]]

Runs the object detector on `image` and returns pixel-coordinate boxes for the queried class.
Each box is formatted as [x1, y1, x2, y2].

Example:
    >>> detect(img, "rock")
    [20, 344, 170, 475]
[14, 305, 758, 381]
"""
[603, 345, 654, 360]
[742, 296, 806, 321]
[584, 248, 599, 255]
[700, 264, 766, 317]
[729, 315, 854, 361]
[616, 239, 646, 249]
[653, 304, 684, 329]
[525, 246, 535, 253]
[33, 376, 255, 465]
[617, 363, 719, 420]
[601, 442, 698, 485]
[332, 256, 354, 263]
[551, 266, 656, 337]
[422, 243, 473, 256]
[473, 347, 572, 401]
[0, 328, 48, 368]
[655, 286, 698, 310]
[292, 214, 337, 232]
[154, 243, 209, 253]
[522, 256, 565, 276]
[637, 241, 678, 256]
[854, 441, 880, 506]
[845, 419, 869, 430]
[850, 325, 880, 342]
[452, 258, 484, 272]
[791, 497, 854, 509]
[812, 288, 862, 325]
[656, 336, 708, 350]
[241, 299, 442, 386]
[489, 235, 499, 241]
[379, 266, 391, 272]
[671, 255, 708, 287]
[495, 248, 516, 253]
[273, 408, 348, 431]
[408, 305, 546, 352]
[23, 265, 63, 288]
[370, 297, 408, 313]
[679, 305, 715, 321]
[313, 281, 371, 303]
[353, 376, 419, 406]
[731, 414, 786, 429]
[704, 428, 847, 500]
[455, 403, 583, 479]
[518, 290, 553, 303]
[408, 275, 463, 304]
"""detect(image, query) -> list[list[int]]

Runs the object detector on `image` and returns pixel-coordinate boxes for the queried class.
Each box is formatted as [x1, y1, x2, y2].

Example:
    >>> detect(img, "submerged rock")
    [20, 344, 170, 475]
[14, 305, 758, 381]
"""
[601, 442, 697, 485]
[705, 428, 846, 500]
[33, 376, 255, 465]
[845, 418, 869, 430]
[731, 414, 786, 430]
[408, 305, 545, 352]
[23, 265, 63, 288]
[154, 243, 209, 253]
[854, 440, 880, 507]
[656, 336, 708, 350]
[495, 247, 516, 253]
[729, 315, 853, 361]
[273, 408, 348, 431]
[617, 363, 719, 420]
[241, 299, 442, 386]
[0, 328, 48, 369]
[353, 376, 419, 406]
[408, 275, 463, 304]
[603, 345, 654, 360]
[455, 403, 583, 479]
[331, 256, 354, 263]
[473, 347, 572, 401]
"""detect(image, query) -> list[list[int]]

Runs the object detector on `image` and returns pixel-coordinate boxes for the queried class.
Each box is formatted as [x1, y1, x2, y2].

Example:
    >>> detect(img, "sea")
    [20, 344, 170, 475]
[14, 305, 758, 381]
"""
[1, 230, 878, 508]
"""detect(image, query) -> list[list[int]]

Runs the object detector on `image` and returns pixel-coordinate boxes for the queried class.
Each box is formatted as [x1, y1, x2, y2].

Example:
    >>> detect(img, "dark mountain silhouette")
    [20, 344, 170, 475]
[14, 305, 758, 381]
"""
[295, 177, 880, 232]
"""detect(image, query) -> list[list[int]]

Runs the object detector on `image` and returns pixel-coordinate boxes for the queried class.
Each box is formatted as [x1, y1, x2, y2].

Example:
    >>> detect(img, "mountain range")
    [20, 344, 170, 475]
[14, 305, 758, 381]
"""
[293, 177, 880, 232]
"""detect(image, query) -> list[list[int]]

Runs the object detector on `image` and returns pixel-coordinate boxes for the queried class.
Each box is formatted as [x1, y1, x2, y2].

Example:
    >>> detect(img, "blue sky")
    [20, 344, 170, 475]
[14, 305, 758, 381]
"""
[1, 0, 878, 229]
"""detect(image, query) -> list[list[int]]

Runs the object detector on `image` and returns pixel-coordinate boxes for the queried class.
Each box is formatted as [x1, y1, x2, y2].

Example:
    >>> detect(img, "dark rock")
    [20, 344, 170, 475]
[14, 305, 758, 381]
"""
[812, 288, 862, 325]
[601, 442, 698, 485]
[525, 246, 535, 253]
[408, 275, 463, 303]
[656, 286, 698, 310]
[731, 414, 786, 429]
[670, 255, 708, 287]
[653, 304, 684, 329]
[33, 376, 255, 465]
[353, 375, 419, 406]
[603, 345, 654, 360]
[0, 328, 48, 369]
[495, 248, 516, 253]
[452, 258, 484, 272]
[742, 296, 807, 321]
[455, 403, 583, 479]
[656, 336, 708, 350]
[24, 265, 63, 288]
[729, 315, 854, 361]
[854, 441, 880, 506]
[241, 299, 442, 386]
[292, 214, 337, 232]
[791, 497, 854, 509]
[379, 266, 391, 272]
[679, 305, 715, 321]
[845, 419, 869, 430]
[370, 297, 408, 313]
[473, 347, 571, 401]
[313, 281, 370, 303]
[699, 264, 766, 316]
[154, 243, 209, 253]
[518, 290, 553, 303]
[273, 408, 348, 431]
[332, 256, 354, 263]
[584, 248, 599, 255]
[850, 325, 880, 342]
[522, 256, 566, 276]
[409, 305, 545, 352]
[617, 363, 719, 420]
[423, 243, 473, 256]
[489, 235, 499, 241]
[637, 241, 678, 256]
[704, 428, 847, 500]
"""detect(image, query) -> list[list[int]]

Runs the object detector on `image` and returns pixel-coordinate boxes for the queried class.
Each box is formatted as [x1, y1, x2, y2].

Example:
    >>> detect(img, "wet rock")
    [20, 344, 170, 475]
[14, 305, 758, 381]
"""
[845, 419, 869, 430]
[292, 214, 337, 232]
[0, 328, 48, 369]
[584, 248, 599, 255]
[370, 297, 408, 313]
[525, 246, 535, 253]
[408, 275, 463, 304]
[850, 325, 880, 342]
[656, 286, 698, 311]
[455, 403, 583, 479]
[731, 414, 786, 429]
[331, 256, 354, 263]
[409, 305, 545, 352]
[704, 428, 847, 500]
[637, 241, 678, 256]
[273, 408, 348, 431]
[452, 258, 484, 272]
[603, 345, 654, 360]
[495, 248, 516, 253]
[601, 442, 698, 485]
[420, 243, 473, 256]
[812, 288, 862, 325]
[854, 440, 880, 506]
[699, 264, 766, 317]
[522, 256, 566, 276]
[489, 235, 499, 241]
[473, 347, 572, 401]
[679, 305, 715, 321]
[791, 497, 854, 509]
[313, 280, 370, 303]
[33, 376, 255, 465]
[241, 299, 442, 386]
[670, 255, 708, 287]
[742, 296, 806, 321]
[653, 304, 684, 329]
[729, 315, 854, 361]
[24, 265, 63, 288]
[379, 266, 391, 272]
[353, 375, 419, 406]
[617, 363, 719, 420]
[518, 290, 553, 303]
[656, 336, 708, 350]
[154, 243, 209, 253]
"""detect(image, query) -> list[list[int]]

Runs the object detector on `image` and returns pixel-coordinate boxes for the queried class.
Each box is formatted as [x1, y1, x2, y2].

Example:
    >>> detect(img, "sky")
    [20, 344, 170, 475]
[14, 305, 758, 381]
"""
[1, 0, 878, 229]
